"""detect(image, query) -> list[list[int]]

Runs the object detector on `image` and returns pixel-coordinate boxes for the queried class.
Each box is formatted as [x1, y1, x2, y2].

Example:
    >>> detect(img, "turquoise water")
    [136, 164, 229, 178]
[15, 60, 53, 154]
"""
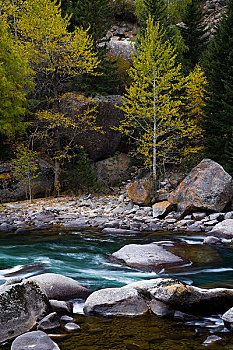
[1, 229, 233, 349]
[0, 229, 233, 289]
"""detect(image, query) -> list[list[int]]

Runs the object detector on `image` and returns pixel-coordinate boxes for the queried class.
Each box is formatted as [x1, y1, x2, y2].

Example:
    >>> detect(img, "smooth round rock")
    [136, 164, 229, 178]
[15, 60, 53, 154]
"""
[28, 273, 92, 300]
[37, 312, 60, 331]
[11, 331, 60, 350]
[63, 322, 81, 332]
[60, 315, 74, 322]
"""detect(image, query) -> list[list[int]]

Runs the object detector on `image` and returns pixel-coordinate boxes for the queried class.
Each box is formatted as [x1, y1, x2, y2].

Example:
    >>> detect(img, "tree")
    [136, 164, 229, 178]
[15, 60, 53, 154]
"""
[62, 0, 113, 46]
[116, 17, 204, 190]
[11, 144, 39, 202]
[34, 93, 101, 195]
[0, 9, 33, 137]
[203, 0, 233, 163]
[181, 0, 209, 73]
[62, 0, 120, 96]
[225, 127, 233, 175]
[17, 0, 99, 100]
[17, 0, 100, 194]
[134, 0, 189, 59]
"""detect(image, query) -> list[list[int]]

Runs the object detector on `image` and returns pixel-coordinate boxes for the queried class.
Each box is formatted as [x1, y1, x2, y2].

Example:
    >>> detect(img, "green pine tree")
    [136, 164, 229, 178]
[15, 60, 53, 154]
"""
[144, 0, 167, 23]
[181, 0, 209, 73]
[62, 0, 120, 96]
[76, 47, 121, 96]
[225, 127, 233, 175]
[203, 0, 233, 163]
[135, 0, 188, 61]
[62, 0, 113, 46]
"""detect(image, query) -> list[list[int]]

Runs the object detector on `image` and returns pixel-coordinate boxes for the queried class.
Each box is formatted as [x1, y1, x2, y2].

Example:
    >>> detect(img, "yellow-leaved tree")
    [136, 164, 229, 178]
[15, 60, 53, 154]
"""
[16, 0, 100, 194]
[117, 17, 205, 191]
[0, 0, 33, 137]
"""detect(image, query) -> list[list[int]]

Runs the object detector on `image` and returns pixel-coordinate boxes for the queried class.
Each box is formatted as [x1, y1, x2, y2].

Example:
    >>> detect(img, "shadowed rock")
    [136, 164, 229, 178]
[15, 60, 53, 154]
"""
[0, 281, 49, 343]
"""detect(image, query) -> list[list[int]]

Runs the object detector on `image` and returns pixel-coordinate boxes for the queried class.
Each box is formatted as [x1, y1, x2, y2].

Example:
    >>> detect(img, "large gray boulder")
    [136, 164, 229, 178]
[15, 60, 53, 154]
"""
[209, 219, 233, 237]
[0, 281, 49, 343]
[28, 273, 92, 300]
[59, 94, 125, 161]
[109, 242, 187, 272]
[11, 331, 60, 350]
[169, 159, 233, 214]
[83, 287, 148, 316]
[139, 279, 233, 315]
[94, 153, 131, 186]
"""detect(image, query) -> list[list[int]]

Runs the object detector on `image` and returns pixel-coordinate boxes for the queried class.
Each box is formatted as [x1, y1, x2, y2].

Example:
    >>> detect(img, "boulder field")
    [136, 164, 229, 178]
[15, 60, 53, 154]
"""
[0, 273, 90, 347]
[1, 159, 233, 245]
[3, 276, 233, 348]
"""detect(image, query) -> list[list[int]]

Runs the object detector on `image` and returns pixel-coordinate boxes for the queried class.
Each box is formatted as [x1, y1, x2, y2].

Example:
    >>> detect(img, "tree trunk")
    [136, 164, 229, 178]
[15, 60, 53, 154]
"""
[152, 63, 157, 195]
[54, 158, 60, 197]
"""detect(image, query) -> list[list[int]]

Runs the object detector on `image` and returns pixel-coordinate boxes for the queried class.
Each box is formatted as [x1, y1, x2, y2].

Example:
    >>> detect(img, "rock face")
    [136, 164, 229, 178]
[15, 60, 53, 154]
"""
[83, 287, 148, 316]
[109, 242, 187, 272]
[169, 159, 233, 214]
[209, 219, 233, 237]
[11, 331, 60, 350]
[95, 153, 131, 186]
[127, 179, 151, 206]
[60, 94, 125, 161]
[0, 159, 53, 203]
[0, 281, 49, 343]
[28, 273, 92, 301]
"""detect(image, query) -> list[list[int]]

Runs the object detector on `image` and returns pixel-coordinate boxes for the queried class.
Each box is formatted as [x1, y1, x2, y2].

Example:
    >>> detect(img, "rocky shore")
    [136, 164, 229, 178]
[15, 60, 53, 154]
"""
[0, 190, 232, 245]
[0, 159, 233, 247]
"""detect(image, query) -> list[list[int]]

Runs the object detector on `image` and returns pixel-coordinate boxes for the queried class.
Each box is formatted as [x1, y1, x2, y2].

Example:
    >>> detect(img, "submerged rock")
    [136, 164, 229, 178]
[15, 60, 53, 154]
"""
[109, 242, 188, 272]
[11, 330, 60, 350]
[202, 335, 222, 346]
[0, 281, 49, 343]
[28, 273, 92, 300]
[63, 322, 81, 332]
[169, 159, 233, 214]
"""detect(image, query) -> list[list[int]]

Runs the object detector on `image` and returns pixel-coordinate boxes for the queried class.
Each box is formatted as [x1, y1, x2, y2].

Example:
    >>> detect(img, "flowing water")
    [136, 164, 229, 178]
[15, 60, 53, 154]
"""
[1, 228, 233, 349]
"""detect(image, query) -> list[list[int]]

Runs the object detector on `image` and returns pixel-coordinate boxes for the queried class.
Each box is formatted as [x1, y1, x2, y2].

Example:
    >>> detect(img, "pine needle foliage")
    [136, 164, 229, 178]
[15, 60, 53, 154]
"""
[181, 0, 209, 73]
[203, 0, 233, 163]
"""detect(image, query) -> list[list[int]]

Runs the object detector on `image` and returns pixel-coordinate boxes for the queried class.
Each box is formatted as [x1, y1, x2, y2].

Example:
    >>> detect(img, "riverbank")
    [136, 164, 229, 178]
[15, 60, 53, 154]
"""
[0, 193, 233, 243]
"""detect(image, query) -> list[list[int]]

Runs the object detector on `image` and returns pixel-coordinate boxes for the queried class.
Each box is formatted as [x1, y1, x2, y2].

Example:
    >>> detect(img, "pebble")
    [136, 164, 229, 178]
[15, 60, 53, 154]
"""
[64, 322, 81, 332]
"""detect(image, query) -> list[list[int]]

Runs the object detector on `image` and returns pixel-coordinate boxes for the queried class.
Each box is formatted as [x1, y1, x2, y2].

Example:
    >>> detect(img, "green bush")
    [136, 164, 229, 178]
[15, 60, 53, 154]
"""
[62, 148, 105, 194]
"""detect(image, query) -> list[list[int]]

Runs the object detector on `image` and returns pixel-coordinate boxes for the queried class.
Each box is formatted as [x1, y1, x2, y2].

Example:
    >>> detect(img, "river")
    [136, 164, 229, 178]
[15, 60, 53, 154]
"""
[1, 229, 233, 349]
